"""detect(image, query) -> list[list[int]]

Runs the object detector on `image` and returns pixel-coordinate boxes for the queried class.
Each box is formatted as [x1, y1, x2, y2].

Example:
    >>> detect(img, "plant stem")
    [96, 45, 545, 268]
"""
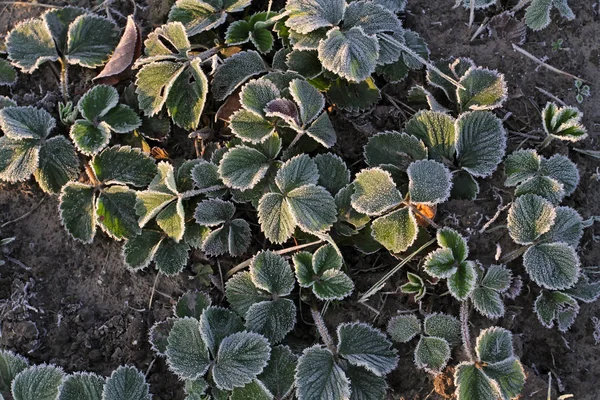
[500, 245, 529, 264]
[225, 239, 324, 278]
[181, 185, 226, 199]
[398, 42, 465, 90]
[512, 44, 588, 83]
[460, 300, 475, 362]
[407, 203, 440, 230]
[468, 0, 475, 28]
[311, 307, 336, 354]
[85, 162, 100, 186]
[537, 135, 553, 150]
[58, 58, 69, 102]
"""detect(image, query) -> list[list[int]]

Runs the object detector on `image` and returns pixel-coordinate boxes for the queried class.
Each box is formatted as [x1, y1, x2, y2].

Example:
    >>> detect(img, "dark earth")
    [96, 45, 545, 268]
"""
[1, 0, 599, 399]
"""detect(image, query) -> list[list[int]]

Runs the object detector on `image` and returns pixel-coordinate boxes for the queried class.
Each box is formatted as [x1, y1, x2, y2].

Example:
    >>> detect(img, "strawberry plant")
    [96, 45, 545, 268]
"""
[524, 0, 575, 31]
[540, 102, 588, 146]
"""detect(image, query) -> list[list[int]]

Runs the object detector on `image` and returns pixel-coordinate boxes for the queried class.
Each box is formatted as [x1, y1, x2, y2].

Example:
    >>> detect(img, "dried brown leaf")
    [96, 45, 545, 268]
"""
[94, 16, 142, 85]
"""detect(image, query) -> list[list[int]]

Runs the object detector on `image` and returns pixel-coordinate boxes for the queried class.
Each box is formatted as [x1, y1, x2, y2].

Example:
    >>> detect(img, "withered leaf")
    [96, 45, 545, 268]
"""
[94, 16, 142, 85]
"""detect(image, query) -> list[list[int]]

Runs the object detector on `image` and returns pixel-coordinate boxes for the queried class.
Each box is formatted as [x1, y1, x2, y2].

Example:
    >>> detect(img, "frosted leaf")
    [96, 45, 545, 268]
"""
[407, 85, 449, 113]
[58, 372, 104, 400]
[450, 170, 479, 200]
[514, 175, 565, 205]
[455, 111, 506, 178]
[524, 243, 580, 290]
[257, 192, 296, 244]
[0, 106, 55, 140]
[363, 131, 427, 171]
[286, 50, 322, 79]
[230, 110, 276, 143]
[481, 265, 512, 292]
[169, 0, 251, 36]
[454, 362, 501, 400]
[225, 20, 251, 45]
[524, 0, 554, 31]
[482, 357, 526, 400]
[289, 29, 328, 51]
[175, 291, 212, 320]
[194, 199, 235, 226]
[371, 207, 418, 253]
[312, 269, 354, 300]
[66, 15, 118, 68]
[135, 62, 185, 116]
[240, 79, 280, 118]
[251, 250, 295, 296]
[96, 186, 141, 240]
[456, 67, 507, 111]
[407, 159, 452, 205]
[219, 146, 270, 190]
[335, 184, 371, 228]
[226, 271, 271, 316]
[93, 146, 157, 187]
[318, 27, 379, 82]
[424, 314, 461, 346]
[344, 365, 387, 400]
[427, 57, 475, 103]
[371, 0, 407, 12]
[424, 248, 458, 278]
[153, 237, 190, 275]
[191, 160, 224, 193]
[102, 366, 150, 400]
[295, 346, 350, 400]
[285, 0, 346, 34]
[401, 272, 426, 301]
[314, 153, 350, 195]
[564, 276, 600, 303]
[102, 105, 142, 134]
[184, 378, 208, 398]
[275, 154, 319, 193]
[202, 219, 251, 257]
[534, 291, 579, 332]
[6, 19, 58, 73]
[165, 318, 210, 379]
[475, 326, 514, 363]
[69, 120, 111, 155]
[337, 322, 398, 376]
[376, 32, 404, 66]
[539, 154, 579, 196]
[414, 336, 451, 374]
[472, 286, 505, 319]
[290, 78, 324, 126]
[387, 314, 421, 343]
[59, 182, 96, 243]
[507, 194, 556, 245]
[313, 243, 342, 274]
[404, 111, 456, 162]
[326, 78, 381, 111]
[541, 102, 587, 141]
[143, 21, 190, 57]
[230, 380, 272, 400]
[286, 185, 337, 233]
[212, 51, 267, 101]
[504, 149, 541, 187]
[165, 58, 209, 130]
[350, 168, 402, 216]
[306, 112, 337, 148]
[437, 227, 469, 262]
[11, 365, 64, 400]
[245, 299, 297, 343]
[0, 350, 28, 393]
[265, 98, 301, 127]
[0, 137, 40, 183]
[342, 1, 402, 35]
[258, 345, 297, 400]
[199, 307, 245, 356]
[448, 261, 477, 301]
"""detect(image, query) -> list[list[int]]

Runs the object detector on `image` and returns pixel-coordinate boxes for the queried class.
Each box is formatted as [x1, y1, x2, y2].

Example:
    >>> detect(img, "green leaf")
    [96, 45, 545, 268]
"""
[457, 67, 507, 111]
[539, 154, 579, 196]
[66, 15, 118, 68]
[199, 306, 245, 356]
[246, 299, 297, 343]
[351, 168, 402, 216]
[0, 137, 40, 183]
[286, 50, 322, 79]
[166, 318, 211, 380]
[136, 190, 176, 230]
[230, 380, 272, 400]
[290, 78, 324, 126]
[251, 250, 295, 296]
[504, 149, 541, 187]
[176, 291, 212, 319]
[313, 269, 354, 300]
[450, 170, 479, 200]
[471, 286, 504, 319]
[194, 197, 234, 226]
[456, 111, 506, 178]
[371, 207, 418, 253]
[143, 21, 190, 57]
[276, 155, 318, 193]
[96, 186, 140, 240]
[212, 331, 271, 391]
[405, 111, 456, 162]
[154, 237, 190, 275]
[514, 175, 565, 205]
[337, 322, 398, 376]
[401, 272, 426, 301]
[166, 59, 209, 130]
[240, 79, 280, 118]
[60, 182, 96, 243]
[424, 248, 457, 278]
[70, 120, 111, 155]
[342, 0, 402, 34]
[0, 59, 17, 86]
[213, 51, 268, 101]
[226, 20, 251, 45]
[481, 265, 512, 292]
[258, 345, 297, 400]
[483, 357, 526, 400]
[314, 154, 349, 196]
[184, 378, 208, 398]
[0, 106, 55, 140]
[192, 160, 224, 194]
[306, 112, 337, 148]
[318, 27, 379, 82]
[202, 219, 251, 257]
[524, 0, 553, 30]
[475, 326, 514, 363]
[0, 350, 28, 394]
[414, 336, 451, 374]
[285, 0, 346, 34]
[313, 243, 342, 274]
[11, 365, 64, 400]
[407, 159, 452, 205]
[58, 373, 103, 400]
[43, 7, 86, 54]
[0, 96, 17, 109]
[364, 131, 427, 171]
[102, 105, 142, 133]
[542, 103, 587, 141]
[169, 0, 251, 36]
[326, 78, 381, 111]
[6, 19, 58, 73]
[454, 362, 501, 400]
[92, 146, 157, 187]
[424, 314, 461, 346]
[295, 346, 350, 400]
[78, 85, 119, 122]
[102, 366, 150, 400]
[287, 184, 337, 233]
[534, 291, 579, 331]
[251, 28, 274, 54]
[507, 194, 556, 245]
[258, 193, 296, 244]
[122, 230, 162, 270]
[387, 314, 421, 343]
[34, 135, 80, 194]
[524, 243, 580, 290]
[437, 227, 469, 262]
[226, 271, 271, 316]
[136, 62, 185, 116]
[564, 275, 600, 303]
[219, 146, 270, 190]
[448, 261, 477, 301]
[230, 110, 275, 144]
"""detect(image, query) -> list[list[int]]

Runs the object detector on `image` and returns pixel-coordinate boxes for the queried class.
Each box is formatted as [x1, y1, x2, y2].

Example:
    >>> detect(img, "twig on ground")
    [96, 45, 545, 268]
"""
[536, 87, 567, 106]
[512, 44, 588, 83]
[1, 196, 47, 228]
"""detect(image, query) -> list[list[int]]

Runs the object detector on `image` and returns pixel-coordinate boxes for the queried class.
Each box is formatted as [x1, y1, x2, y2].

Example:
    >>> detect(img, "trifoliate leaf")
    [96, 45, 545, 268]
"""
[212, 331, 271, 391]
[351, 168, 402, 216]
[524, 242, 580, 290]
[407, 159, 452, 205]
[448, 261, 477, 301]
[401, 272, 426, 301]
[314, 154, 349, 196]
[59, 182, 96, 243]
[102, 366, 150, 400]
[230, 110, 276, 143]
[0, 137, 40, 183]
[11, 365, 64, 400]
[166, 59, 208, 130]
[539, 154, 579, 196]
[135, 62, 185, 116]
[0, 350, 28, 393]
[240, 79, 280, 118]
[483, 357, 526, 400]
[371, 207, 418, 253]
[0, 106, 55, 140]
[290, 78, 324, 126]
[175, 291, 212, 320]
[154, 237, 190, 275]
[475, 326, 514, 363]
[92, 146, 157, 187]
[457, 67, 507, 111]
[295, 346, 350, 400]
[258, 345, 297, 400]
[78, 85, 119, 122]
[342, 1, 402, 34]
[337, 322, 398, 376]
[424, 314, 461, 346]
[437, 227, 468, 262]
[405, 111, 456, 161]
[246, 299, 297, 343]
[364, 131, 427, 171]
[251, 250, 295, 296]
[219, 146, 270, 190]
[345, 365, 388, 400]
[230, 380, 272, 400]
[166, 318, 210, 380]
[318, 27, 379, 82]
[285, 0, 346, 34]
[70, 120, 111, 155]
[287, 184, 337, 233]
[258, 193, 296, 244]
[504, 149, 540, 187]
[213, 51, 268, 101]
[541, 102, 587, 141]
[507, 194, 556, 245]
[424, 248, 457, 278]
[96, 186, 141, 240]
[286, 50, 322, 79]
[326, 77, 381, 111]
[33, 136, 79, 194]
[387, 314, 421, 343]
[6, 19, 58, 73]
[226, 271, 271, 316]
[455, 111, 506, 177]
[414, 336, 451, 374]
[534, 290, 579, 331]
[312, 243, 342, 274]
[66, 15, 118, 68]
[58, 372, 104, 400]
[201, 218, 251, 257]
[454, 362, 500, 400]
[226, 20, 251, 45]
[199, 307, 245, 356]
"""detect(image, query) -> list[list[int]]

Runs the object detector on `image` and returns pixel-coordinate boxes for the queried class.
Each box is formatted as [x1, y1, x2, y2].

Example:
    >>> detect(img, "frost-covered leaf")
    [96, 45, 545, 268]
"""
[11, 365, 64, 400]
[0, 106, 55, 140]
[448, 261, 477, 301]
[414, 336, 451, 374]
[66, 15, 118, 68]
[326, 78, 381, 111]
[226, 271, 271, 316]
[407, 159, 452, 205]
[34, 136, 79, 194]
[314, 153, 349, 195]
[100, 105, 141, 134]
[213, 51, 268, 101]
[70, 120, 111, 155]
[212, 331, 271, 391]
[143, 21, 190, 58]
[524, 242, 580, 290]
[251, 250, 295, 296]
[483, 357, 526, 400]
[405, 111, 456, 161]
[507, 194, 556, 245]
[539, 154, 579, 196]
[472, 286, 505, 319]
[265, 98, 300, 127]
[295, 346, 350, 400]
[371, 207, 418, 253]
[192, 160, 224, 193]
[475, 326, 514, 363]
[287, 185, 337, 233]
[175, 291, 212, 319]
[306, 112, 337, 148]
[387, 314, 421, 343]
[184, 378, 208, 399]
[424, 314, 461, 346]
[372, 0, 407, 12]
[194, 198, 234, 227]
[364, 131, 427, 171]
[96, 186, 140, 240]
[230, 110, 275, 144]
[276, 154, 318, 191]
[564, 276, 600, 303]
[102, 366, 150, 400]
[524, 0, 553, 31]
[136, 62, 185, 116]
[345, 365, 387, 400]
[424, 248, 457, 278]
[454, 362, 500, 400]
[166, 318, 211, 380]
[456, 68, 507, 111]
[504, 149, 540, 187]
[342, 1, 402, 34]
[230, 380, 272, 400]
[285, 0, 346, 34]
[286, 50, 322, 79]
[59, 182, 96, 243]
[534, 291, 579, 331]
[258, 345, 297, 400]
[456, 111, 506, 178]
[258, 193, 296, 244]
[318, 27, 379, 82]
[0, 350, 28, 393]
[337, 322, 398, 376]
[199, 307, 245, 356]
[219, 146, 270, 190]
[312, 269, 354, 300]
[6, 19, 58, 73]
[240, 79, 280, 118]
[202, 218, 251, 257]
[541, 102, 587, 141]
[290, 78, 324, 126]
[515, 174, 566, 205]
[169, 0, 251, 36]
[154, 237, 190, 275]
[92, 146, 157, 187]
[58, 373, 103, 400]
[401, 272, 426, 301]
[0, 137, 40, 183]
[246, 299, 296, 343]
[0, 60, 17, 86]
[0, 97, 17, 109]
[149, 319, 175, 355]
[351, 168, 402, 216]
[78, 84, 118, 122]
[166, 59, 208, 129]
[437, 228, 468, 262]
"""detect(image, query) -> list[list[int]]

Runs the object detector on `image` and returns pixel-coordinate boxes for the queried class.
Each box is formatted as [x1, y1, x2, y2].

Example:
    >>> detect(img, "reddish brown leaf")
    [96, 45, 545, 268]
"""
[94, 16, 142, 85]
[215, 89, 242, 122]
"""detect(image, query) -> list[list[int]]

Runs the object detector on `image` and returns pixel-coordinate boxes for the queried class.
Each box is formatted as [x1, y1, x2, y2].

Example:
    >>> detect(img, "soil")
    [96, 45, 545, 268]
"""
[0, 1, 599, 399]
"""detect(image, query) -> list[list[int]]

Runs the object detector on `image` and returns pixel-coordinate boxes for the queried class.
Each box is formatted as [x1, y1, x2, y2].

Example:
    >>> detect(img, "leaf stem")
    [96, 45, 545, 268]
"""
[460, 300, 475, 362]
[58, 58, 69, 101]
[398, 42, 465, 90]
[406, 203, 440, 230]
[500, 245, 529, 264]
[181, 185, 226, 199]
[85, 162, 100, 186]
[537, 135, 553, 150]
[311, 307, 336, 354]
